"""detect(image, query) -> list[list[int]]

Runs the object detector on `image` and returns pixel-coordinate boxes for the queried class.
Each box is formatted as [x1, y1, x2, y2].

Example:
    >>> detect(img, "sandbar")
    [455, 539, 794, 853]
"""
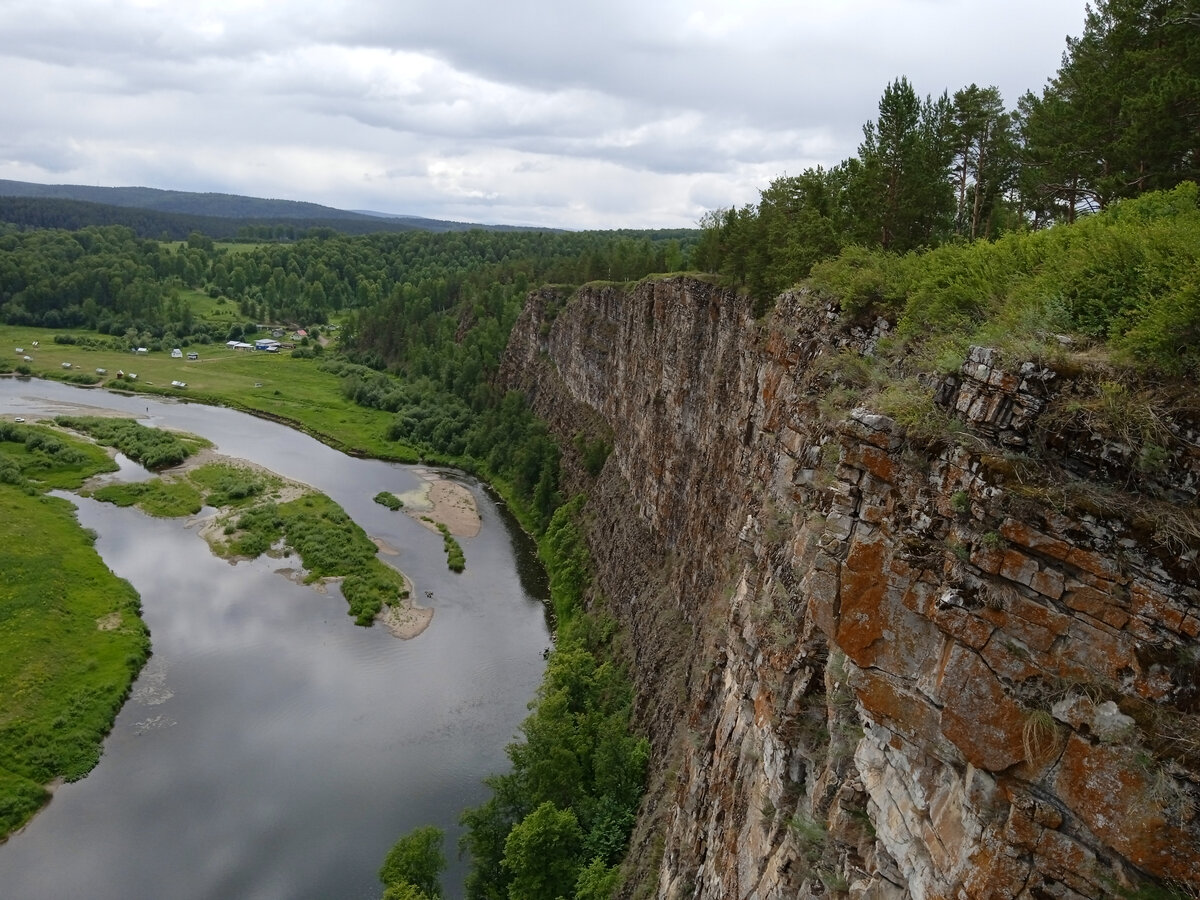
[393, 468, 481, 538]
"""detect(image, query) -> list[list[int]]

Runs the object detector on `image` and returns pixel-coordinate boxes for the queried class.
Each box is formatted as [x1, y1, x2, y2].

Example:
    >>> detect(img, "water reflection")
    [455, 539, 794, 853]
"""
[0, 379, 550, 900]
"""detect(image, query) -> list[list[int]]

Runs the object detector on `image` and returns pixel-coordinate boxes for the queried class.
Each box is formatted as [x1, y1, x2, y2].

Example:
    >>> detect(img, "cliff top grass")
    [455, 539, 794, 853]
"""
[807, 183, 1200, 383]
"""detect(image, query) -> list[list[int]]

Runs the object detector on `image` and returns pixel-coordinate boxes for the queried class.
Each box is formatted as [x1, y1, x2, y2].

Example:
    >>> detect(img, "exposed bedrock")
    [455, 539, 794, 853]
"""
[500, 277, 1200, 899]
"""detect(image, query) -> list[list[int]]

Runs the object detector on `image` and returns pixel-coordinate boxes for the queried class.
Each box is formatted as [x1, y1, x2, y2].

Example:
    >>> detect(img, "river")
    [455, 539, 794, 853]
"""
[0, 378, 550, 899]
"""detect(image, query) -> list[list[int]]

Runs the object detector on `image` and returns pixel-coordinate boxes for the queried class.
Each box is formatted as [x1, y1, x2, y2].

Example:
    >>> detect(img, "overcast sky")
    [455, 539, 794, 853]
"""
[0, 1, 1090, 230]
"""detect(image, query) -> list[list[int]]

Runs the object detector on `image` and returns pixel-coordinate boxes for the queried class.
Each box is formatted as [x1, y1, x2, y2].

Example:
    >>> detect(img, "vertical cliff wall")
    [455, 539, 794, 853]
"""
[499, 276, 1200, 899]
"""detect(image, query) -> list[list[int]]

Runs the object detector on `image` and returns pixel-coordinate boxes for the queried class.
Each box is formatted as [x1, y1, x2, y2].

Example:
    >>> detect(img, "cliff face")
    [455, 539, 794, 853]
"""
[500, 277, 1200, 899]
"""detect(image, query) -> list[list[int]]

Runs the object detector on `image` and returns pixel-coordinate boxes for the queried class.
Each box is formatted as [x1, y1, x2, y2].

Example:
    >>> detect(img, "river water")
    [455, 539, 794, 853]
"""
[0, 378, 550, 899]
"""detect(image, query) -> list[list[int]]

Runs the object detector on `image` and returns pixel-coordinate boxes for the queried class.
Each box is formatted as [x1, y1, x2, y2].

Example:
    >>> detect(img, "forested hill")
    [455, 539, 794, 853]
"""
[0, 180, 549, 238]
[0, 179, 380, 219]
[0, 195, 488, 241]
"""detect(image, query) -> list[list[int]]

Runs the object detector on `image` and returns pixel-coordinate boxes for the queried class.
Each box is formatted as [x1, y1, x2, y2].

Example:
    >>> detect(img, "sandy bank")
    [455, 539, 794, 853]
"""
[393, 468, 481, 538]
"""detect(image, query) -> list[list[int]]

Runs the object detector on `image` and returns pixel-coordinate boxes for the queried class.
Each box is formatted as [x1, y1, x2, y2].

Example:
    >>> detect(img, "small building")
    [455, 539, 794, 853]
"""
[171, 348, 183, 358]
[254, 339, 281, 352]
[135, 347, 149, 355]
[127, 373, 138, 381]
[14, 347, 23, 353]
[187, 352, 199, 360]
[170, 380, 187, 389]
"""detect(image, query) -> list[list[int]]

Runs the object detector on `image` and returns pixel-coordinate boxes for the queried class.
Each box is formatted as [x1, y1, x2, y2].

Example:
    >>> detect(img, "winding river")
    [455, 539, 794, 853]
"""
[0, 378, 550, 900]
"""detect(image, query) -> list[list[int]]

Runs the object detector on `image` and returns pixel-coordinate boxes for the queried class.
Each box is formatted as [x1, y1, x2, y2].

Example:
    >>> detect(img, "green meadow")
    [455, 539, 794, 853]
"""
[0, 424, 150, 837]
[1, 324, 414, 460]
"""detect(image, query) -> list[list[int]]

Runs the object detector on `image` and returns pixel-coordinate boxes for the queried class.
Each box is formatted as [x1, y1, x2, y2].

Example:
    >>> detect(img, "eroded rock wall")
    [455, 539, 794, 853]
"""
[499, 277, 1200, 899]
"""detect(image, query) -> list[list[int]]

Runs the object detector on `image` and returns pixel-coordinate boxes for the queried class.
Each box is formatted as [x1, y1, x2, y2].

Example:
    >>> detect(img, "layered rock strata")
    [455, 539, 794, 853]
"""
[500, 277, 1200, 899]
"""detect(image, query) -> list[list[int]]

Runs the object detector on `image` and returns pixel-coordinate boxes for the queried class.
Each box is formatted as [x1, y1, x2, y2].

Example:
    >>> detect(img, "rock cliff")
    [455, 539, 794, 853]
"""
[499, 276, 1200, 899]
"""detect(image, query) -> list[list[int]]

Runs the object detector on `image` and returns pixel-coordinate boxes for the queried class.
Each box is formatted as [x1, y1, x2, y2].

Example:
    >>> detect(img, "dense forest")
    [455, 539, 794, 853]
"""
[0, 196, 449, 241]
[0, 221, 695, 530]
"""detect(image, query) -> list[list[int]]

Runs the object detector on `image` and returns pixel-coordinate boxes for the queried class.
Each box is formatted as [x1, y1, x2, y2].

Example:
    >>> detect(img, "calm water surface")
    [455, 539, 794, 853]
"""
[0, 378, 550, 899]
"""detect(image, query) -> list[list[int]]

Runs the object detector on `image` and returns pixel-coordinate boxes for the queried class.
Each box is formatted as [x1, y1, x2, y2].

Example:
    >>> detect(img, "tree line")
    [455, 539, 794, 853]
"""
[696, 0, 1199, 304]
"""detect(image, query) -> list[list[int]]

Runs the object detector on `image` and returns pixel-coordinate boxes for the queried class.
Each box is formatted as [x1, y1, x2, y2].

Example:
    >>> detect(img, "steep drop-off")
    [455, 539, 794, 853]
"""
[500, 277, 1200, 899]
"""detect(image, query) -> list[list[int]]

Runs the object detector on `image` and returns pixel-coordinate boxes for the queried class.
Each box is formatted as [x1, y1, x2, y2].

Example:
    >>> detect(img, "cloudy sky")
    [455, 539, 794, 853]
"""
[0, 1, 1089, 229]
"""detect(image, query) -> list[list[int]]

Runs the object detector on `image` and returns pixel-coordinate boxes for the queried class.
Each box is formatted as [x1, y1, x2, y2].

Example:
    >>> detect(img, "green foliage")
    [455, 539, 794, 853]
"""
[502, 802, 584, 900]
[573, 432, 612, 478]
[574, 858, 622, 900]
[459, 501, 646, 900]
[539, 497, 591, 625]
[348, 370, 561, 533]
[0, 421, 115, 490]
[433, 522, 466, 573]
[227, 501, 284, 558]
[0, 443, 151, 838]
[382, 883, 434, 900]
[54, 415, 207, 470]
[186, 462, 272, 508]
[89, 478, 203, 517]
[1021, 0, 1200, 217]
[212, 491, 404, 625]
[374, 490, 404, 510]
[379, 825, 446, 899]
[809, 245, 908, 319]
[805, 184, 1200, 377]
[0, 769, 50, 837]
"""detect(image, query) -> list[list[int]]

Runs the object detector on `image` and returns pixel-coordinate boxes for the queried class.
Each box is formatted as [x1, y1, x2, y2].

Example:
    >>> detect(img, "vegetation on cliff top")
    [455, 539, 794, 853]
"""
[812, 182, 1200, 377]
[697, 0, 1199, 311]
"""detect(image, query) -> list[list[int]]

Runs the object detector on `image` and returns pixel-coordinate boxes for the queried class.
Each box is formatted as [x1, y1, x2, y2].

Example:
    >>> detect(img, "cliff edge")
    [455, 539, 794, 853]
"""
[500, 276, 1200, 899]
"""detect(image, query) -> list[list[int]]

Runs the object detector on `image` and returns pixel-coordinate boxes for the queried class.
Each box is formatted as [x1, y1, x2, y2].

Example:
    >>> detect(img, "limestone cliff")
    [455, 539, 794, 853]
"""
[499, 276, 1200, 899]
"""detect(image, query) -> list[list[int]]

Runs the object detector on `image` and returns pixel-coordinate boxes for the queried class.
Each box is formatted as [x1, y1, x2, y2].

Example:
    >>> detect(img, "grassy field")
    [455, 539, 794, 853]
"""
[1, 324, 415, 460]
[0, 425, 151, 837]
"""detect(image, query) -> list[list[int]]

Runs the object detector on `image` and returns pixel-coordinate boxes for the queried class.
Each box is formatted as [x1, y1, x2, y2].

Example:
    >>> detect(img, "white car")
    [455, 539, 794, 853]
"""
[13, 417, 25, 423]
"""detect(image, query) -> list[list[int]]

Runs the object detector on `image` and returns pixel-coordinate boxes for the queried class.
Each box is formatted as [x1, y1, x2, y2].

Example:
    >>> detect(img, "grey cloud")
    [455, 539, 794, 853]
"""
[0, 0, 1091, 228]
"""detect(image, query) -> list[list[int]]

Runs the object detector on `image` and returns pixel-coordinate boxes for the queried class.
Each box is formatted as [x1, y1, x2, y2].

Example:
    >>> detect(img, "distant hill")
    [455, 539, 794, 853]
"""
[0, 179, 552, 236]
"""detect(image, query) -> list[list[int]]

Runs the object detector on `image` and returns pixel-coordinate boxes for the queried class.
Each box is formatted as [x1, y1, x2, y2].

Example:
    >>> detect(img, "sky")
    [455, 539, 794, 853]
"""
[0, 1, 1091, 230]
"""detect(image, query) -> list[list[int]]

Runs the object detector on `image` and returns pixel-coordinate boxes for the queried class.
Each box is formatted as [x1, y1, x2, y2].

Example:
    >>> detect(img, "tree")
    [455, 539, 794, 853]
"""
[1021, 0, 1200, 218]
[852, 77, 955, 251]
[379, 825, 446, 899]
[501, 802, 584, 900]
[950, 85, 1020, 239]
[574, 858, 621, 900]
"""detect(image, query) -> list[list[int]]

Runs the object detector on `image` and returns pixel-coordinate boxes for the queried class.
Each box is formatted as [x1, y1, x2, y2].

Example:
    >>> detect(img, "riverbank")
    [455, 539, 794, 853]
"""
[0, 421, 151, 840]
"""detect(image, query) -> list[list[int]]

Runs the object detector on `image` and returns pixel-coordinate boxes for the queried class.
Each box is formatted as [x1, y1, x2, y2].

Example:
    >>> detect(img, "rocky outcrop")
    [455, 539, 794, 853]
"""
[500, 277, 1200, 899]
